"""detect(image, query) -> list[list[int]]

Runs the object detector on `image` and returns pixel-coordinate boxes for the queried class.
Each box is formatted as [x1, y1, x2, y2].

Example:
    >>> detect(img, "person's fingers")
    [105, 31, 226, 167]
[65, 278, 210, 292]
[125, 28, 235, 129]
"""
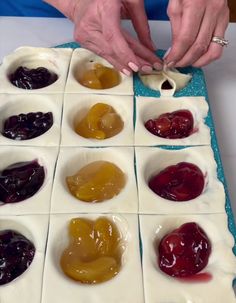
[77, 28, 131, 74]
[166, 0, 182, 43]
[82, 40, 133, 75]
[123, 30, 163, 70]
[192, 43, 223, 67]
[165, 1, 205, 67]
[175, 6, 218, 67]
[100, 0, 141, 72]
[105, 54, 133, 75]
[124, 0, 156, 51]
[192, 7, 229, 67]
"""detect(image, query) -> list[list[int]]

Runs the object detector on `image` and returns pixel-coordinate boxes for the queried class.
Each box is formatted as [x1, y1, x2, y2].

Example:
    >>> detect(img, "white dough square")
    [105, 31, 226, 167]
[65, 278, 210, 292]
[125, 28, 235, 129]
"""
[135, 96, 210, 146]
[140, 214, 236, 303]
[135, 146, 225, 214]
[61, 93, 134, 147]
[0, 93, 63, 146]
[0, 47, 73, 94]
[0, 146, 58, 215]
[0, 214, 49, 303]
[65, 48, 133, 95]
[51, 147, 138, 214]
[42, 213, 144, 303]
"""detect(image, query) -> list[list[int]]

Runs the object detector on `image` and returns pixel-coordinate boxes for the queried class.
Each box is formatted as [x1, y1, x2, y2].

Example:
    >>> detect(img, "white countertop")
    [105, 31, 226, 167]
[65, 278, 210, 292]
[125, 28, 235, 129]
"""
[0, 17, 235, 218]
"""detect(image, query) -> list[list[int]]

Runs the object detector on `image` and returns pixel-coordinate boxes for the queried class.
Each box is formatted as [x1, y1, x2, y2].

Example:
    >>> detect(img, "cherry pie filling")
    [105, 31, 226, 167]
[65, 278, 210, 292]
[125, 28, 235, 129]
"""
[148, 162, 205, 201]
[157, 222, 212, 279]
[145, 109, 194, 139]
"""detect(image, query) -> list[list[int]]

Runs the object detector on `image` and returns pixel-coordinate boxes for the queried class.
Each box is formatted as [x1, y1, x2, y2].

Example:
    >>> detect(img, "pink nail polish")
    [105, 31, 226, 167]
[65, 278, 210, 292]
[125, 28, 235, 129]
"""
[141, 65, 153, 73]
[154, 62, 162, 71]
[128, 62, 139, 72]
[122, 68, 131, 76]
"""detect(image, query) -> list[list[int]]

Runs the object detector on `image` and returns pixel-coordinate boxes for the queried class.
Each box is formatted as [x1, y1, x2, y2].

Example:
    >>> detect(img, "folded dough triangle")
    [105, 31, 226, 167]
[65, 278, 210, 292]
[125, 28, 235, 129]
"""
[139, 68, 192, 93]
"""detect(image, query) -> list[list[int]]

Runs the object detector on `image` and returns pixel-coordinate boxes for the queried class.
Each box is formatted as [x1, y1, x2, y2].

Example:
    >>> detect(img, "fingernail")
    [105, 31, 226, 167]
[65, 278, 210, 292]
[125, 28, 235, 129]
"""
[122, 68, 131, 76]
[141, 65, 153, 73]
[128, 62, 139, 72]
[154, 62, 162, 71]
[167, 61, 175, 68]
[163, 47, 171, 59]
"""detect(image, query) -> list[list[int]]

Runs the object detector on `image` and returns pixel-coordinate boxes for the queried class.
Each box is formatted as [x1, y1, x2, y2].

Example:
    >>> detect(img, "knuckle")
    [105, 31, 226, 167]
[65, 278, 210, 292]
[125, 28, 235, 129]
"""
[97, 50, 107, 58]
[127, 39, 136, 49]
[167, 5, 179, 18]
[194, 42, 208, 56]
[116, 46, 132, 62]
[178, 35, 195, 46]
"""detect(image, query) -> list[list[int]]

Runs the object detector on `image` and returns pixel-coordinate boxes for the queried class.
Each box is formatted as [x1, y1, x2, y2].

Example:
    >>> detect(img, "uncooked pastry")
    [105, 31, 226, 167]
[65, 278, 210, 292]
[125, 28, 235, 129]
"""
[139, 67, 192, 94]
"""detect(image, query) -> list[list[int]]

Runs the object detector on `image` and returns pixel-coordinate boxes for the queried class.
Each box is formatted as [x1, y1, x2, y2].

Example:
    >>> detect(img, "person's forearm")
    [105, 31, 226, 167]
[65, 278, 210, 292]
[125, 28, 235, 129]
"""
[43, 0, 78, 19]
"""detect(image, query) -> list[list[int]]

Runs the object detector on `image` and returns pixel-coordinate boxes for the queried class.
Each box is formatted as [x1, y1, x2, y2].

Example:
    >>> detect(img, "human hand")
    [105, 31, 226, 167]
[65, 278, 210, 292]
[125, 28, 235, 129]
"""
[70, 0, 163, 75]
[164, 0, 229, 68]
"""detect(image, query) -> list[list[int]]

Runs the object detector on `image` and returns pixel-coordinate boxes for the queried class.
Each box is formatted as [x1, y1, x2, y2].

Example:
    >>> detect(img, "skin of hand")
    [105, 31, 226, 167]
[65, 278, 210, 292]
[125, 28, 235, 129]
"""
[164, 0, 230, 68]
[44, 0, 163, 75]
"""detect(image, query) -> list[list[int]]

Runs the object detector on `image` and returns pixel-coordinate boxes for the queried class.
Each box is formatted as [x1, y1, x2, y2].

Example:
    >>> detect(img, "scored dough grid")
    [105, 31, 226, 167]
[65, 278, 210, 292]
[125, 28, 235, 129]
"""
[0, 45, 235, 303]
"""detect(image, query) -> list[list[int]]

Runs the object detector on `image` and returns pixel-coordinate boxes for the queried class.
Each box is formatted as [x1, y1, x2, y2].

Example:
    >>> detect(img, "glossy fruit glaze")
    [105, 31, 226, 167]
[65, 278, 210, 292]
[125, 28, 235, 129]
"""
[9, 66, 58, 89]
[78, 63, 121, 89]
[148, 162, 205, 201]
[61, 217, 123, 284]
[0, 230, 35, 285]
[145, 110, 194, 139]
[75, 103, 124, 140]
[157, 222, 211, 278]
[2, 112, 53, 140]
[66, 161, 126, 203]
[0, 160, 45, 203]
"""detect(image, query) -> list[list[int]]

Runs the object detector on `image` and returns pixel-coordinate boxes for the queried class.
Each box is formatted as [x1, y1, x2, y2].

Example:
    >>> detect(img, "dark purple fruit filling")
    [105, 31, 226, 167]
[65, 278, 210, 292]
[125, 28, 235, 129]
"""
[2, 112, 53, 140]
[145, 110, 194, 139]
[0, 160, 45, 204]
[0, 230, 35, 285]
[9, 66, 58, 89]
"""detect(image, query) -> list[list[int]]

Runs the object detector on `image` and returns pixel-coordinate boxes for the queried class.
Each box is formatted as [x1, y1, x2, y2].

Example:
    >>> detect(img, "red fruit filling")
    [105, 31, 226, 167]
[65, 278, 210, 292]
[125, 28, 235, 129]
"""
[158, 222, 211, 278]
[145, 109, 194, 139]
[148, 162, 204, 201]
